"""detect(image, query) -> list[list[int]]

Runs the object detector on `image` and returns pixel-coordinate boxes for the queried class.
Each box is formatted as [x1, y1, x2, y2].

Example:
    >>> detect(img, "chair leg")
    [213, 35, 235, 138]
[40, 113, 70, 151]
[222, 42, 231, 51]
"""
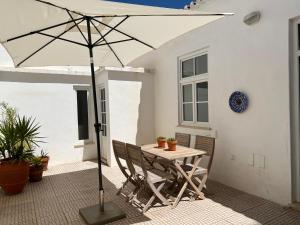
[143, 182, 165, 213]
[147, 179, 170, 206]
[173, 181, 188, 208]
[117, 178, 129, 195]
[195, 173, 208, 192]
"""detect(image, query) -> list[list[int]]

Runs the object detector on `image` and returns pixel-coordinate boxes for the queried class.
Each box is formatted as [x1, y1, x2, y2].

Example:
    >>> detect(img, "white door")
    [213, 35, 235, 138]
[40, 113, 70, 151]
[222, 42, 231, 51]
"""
[291, 18, 300, 203]
[98, 86, 108, 164]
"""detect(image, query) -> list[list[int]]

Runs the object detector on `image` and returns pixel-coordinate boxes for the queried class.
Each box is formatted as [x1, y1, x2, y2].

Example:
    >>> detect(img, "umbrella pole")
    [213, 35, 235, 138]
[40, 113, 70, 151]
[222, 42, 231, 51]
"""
[79, 16, 126, 225]
[88, 24, 104, 213]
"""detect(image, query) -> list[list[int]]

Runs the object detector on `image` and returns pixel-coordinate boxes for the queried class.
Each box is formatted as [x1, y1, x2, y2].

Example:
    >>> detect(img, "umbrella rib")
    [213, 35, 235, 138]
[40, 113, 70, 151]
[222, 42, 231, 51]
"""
[91, 20, 124, 67]
[93, 16, 129, 46]
[93, 13, 233, 18]
[66, 10, 89, 45]
[37, 32, 88, 47]
[95, 38, 133, 47]
[92, 18, 156, 50]
[16, 19, 84, 67]
[35, 0, 84, 17]
[3, 17, 84, 43]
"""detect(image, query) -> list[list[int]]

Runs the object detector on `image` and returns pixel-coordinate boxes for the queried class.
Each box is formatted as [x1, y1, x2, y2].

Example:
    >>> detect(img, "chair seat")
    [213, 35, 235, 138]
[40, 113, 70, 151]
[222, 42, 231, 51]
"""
[148, 167, 174, 183]
[180, 164, 207, 175]
[133, 164, 173, 183]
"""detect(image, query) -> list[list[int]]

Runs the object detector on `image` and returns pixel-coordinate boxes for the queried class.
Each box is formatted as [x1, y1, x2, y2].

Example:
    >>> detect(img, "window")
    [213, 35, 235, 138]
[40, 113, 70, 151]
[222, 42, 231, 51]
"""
[76, 90, 89, 140]
[179, 50, 209, 126]
[100, 88, 107, 136]
[298, 24, 300, 50]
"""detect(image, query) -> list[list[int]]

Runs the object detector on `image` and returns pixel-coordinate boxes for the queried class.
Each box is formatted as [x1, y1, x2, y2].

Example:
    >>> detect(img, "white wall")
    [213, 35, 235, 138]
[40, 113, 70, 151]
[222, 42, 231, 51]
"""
[131, 0, 300, 205]
[96, 69, 155, 166]
[0, 70, 97, 166]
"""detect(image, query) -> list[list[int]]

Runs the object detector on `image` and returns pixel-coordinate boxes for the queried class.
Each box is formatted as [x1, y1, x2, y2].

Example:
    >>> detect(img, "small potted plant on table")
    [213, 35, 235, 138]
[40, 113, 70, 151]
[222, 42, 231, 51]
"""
[29, 156, 44, 182]
[157, 136, 166, 148]
[167, 138, 177, 151]
[40, 150, 49, 171]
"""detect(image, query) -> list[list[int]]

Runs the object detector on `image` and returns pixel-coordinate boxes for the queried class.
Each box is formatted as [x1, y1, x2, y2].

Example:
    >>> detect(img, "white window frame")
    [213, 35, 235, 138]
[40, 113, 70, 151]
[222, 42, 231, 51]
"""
[73, 85, 93, 146]
[290, 18, 300, 202]
[178, 49, 209, 127]
[99, 87, 107, 137]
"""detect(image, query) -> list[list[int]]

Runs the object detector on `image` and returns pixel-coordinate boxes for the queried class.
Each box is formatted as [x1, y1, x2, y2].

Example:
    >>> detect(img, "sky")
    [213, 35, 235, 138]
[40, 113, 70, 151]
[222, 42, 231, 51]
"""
[0, 0, 192, 68]
[108, 0, 192, 9]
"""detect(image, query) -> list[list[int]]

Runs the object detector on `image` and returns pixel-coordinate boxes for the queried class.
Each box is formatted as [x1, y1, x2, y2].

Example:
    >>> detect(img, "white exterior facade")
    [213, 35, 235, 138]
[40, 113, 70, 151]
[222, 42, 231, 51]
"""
[0, 0, 299, 206]
[0, 68, 97, 166]
[95, 69, 155, 166]
[130, 0, 300, 205]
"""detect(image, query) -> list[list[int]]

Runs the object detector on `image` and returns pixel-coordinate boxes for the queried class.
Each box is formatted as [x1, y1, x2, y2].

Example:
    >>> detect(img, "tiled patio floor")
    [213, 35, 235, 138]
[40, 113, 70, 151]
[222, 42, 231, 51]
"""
[1, 161, 300, 225]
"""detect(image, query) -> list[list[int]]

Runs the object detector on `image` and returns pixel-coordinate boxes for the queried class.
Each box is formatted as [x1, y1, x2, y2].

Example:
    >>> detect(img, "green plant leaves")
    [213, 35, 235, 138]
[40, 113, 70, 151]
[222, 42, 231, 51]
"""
[0, 103, 44, 161]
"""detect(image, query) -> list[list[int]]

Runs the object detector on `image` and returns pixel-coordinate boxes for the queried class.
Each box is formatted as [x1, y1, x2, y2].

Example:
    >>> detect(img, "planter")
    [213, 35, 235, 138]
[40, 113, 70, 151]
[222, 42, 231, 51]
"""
[167, 141, 177, 151]
[29, 165, 43, 182]
[0, 160, 29, 195]
[41, 156, 49, 171]
[157, 139, 166, 148]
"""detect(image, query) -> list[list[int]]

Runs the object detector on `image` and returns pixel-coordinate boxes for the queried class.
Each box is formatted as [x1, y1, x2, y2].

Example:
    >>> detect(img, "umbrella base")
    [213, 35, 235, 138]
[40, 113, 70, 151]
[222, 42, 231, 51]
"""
[79, 202, 126, 225]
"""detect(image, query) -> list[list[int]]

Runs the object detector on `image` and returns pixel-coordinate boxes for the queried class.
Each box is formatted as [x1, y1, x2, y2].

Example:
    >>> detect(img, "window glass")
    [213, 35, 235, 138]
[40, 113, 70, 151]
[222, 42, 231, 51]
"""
[76, 90, 89, 140]
[182, 58, 194, 78]
[298, 24, 300, 50]
[183, 84, 193, 102]
[196, 82, 208, 102]
[100, 88, 107, 136]
[195, 54, 208, 75]
[179, 51, 209, 125]
[183, 104, 193, 121]
[197, 102, 209, 122]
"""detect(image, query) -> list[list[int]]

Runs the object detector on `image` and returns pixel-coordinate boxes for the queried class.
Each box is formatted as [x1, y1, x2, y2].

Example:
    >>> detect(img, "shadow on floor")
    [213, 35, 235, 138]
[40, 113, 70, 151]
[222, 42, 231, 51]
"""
[0, 168, 150, 225]
[204, 180, 300, 225]
[1, 165, 300, 225]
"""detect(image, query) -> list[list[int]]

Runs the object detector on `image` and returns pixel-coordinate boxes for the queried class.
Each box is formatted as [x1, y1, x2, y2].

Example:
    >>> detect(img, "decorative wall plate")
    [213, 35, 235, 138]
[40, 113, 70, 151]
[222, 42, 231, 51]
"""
[229, 91, 248, 113]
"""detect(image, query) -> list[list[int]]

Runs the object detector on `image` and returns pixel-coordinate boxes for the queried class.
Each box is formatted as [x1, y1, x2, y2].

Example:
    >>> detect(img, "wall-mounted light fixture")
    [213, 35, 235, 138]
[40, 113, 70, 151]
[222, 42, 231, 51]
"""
[243, 11, 261, 25]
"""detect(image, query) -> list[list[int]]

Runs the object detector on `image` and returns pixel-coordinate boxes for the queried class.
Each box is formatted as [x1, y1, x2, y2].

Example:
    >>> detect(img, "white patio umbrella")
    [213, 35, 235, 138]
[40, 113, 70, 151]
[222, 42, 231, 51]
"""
[0, 0, 231, 224]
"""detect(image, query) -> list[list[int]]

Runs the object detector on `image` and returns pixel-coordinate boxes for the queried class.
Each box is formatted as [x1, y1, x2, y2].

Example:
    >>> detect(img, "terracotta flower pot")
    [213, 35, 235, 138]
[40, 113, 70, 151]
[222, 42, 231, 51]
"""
[29, 165, 44, 182]
[41, 156, 49, 171]
[157, 139, 166, 148]
[0, 160, 29, 195]
[167, 141, 177, 151]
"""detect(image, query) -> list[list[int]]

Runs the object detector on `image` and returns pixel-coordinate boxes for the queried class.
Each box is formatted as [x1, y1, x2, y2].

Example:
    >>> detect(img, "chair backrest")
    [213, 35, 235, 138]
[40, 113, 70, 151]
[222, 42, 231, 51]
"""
[126, 143, 148, 179]
[194, 135, 215, 173]
[175, 132, 191, 147]
[112, 140, 130, 179]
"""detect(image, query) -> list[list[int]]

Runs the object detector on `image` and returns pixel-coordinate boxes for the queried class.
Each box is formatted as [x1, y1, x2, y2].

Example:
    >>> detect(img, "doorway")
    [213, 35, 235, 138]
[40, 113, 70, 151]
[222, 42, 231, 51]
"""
[98, 85, 108, 164]
[291, 17, 300, 203]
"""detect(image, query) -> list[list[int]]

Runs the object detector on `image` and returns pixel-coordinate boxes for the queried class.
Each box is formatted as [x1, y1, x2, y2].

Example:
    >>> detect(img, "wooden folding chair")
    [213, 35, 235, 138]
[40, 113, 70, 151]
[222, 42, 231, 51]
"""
[181, 135, 215, 194]
[175, 132, 191, 148]
[112, 140, 141, 198]
[126, 143, 172, 213]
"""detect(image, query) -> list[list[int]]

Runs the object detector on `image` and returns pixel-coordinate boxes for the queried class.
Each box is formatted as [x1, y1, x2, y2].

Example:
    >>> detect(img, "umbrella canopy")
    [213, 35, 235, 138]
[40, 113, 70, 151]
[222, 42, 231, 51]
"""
[0, 0, 228, 68]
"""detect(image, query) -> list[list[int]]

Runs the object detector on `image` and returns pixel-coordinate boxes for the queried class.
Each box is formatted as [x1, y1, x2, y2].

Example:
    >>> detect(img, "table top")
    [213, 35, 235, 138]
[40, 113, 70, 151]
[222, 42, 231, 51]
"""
[141, 144, 207, 161]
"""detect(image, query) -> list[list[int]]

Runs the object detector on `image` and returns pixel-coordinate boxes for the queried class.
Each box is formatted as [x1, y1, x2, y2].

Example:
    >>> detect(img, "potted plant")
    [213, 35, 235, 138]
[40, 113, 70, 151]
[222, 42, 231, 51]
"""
[157, 136, 166, 148]
[0, 102, 42, 195]
[167, 138, 177, 151]
[40, 150, 49, 171]
[29, 156, 43, 182]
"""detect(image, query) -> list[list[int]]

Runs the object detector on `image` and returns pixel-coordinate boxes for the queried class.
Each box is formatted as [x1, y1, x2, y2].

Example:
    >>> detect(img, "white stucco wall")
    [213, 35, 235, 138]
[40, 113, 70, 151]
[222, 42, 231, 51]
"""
[131, 0, 300, 205]
[95, 69, 155, 167]
[0, 70, 97, 166]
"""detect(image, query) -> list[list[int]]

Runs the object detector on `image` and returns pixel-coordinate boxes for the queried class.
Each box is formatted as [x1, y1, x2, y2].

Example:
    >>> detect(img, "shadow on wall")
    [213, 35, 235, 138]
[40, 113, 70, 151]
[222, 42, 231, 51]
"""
[135, 79, 155, 146]
[108, 71, 155, 147]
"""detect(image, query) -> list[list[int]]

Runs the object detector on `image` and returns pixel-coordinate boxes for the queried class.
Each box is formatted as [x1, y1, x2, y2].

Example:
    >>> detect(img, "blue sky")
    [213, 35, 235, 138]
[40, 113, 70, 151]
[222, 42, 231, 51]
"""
[107, 0, 192, 9]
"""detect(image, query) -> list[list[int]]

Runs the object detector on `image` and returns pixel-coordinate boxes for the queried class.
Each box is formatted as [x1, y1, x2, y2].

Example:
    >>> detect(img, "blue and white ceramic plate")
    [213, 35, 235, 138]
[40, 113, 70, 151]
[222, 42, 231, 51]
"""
[229, 91, 248, 113]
